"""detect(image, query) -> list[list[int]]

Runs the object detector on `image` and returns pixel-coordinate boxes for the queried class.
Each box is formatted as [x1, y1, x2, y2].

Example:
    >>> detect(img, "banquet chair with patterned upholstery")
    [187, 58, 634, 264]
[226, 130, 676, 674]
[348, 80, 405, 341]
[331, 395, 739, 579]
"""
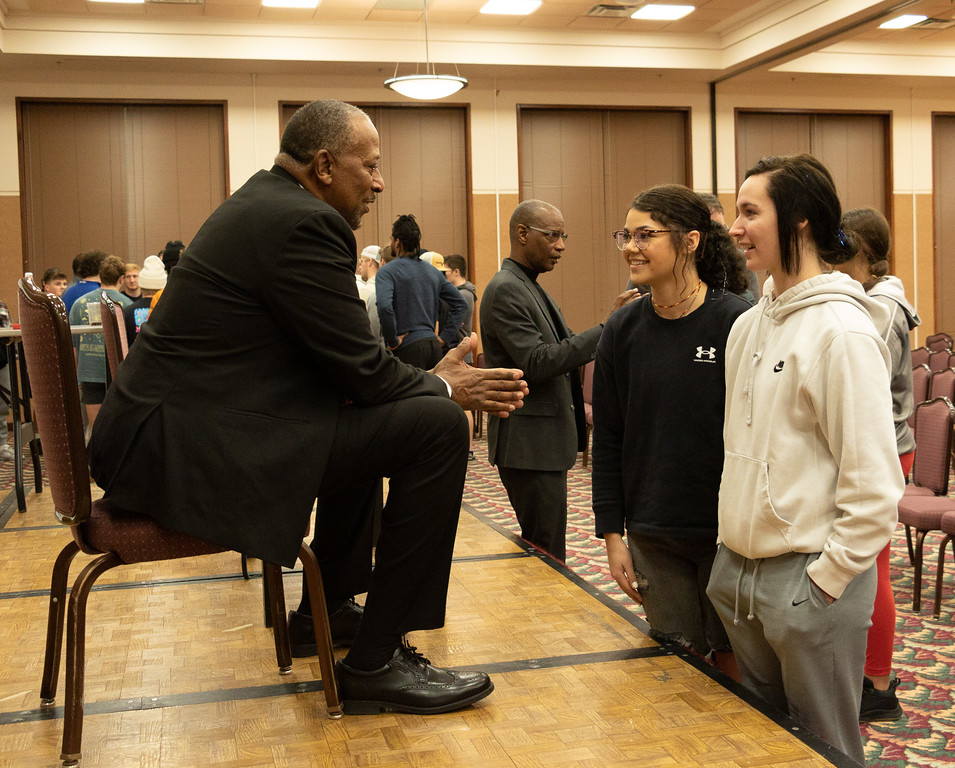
[926, 332, 953, 352]
[98, 291, 127, 386]
[581, 360, 594, 468]
[929, 367, 955, 403]
[929, 348, 951, 373]
[932, 509, 955, 618]
[909, 363, 931, 433]
[897, 396, 955, 611]
[17, 274, 341, 768]
[472, 351, 485, 438]
[911, 346, 930, 368]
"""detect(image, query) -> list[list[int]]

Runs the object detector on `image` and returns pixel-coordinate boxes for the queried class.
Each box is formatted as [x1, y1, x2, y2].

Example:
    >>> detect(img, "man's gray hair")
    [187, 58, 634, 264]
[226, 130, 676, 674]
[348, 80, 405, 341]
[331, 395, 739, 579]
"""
[509, 199, 559, 240]
[278, 100, 368, 165]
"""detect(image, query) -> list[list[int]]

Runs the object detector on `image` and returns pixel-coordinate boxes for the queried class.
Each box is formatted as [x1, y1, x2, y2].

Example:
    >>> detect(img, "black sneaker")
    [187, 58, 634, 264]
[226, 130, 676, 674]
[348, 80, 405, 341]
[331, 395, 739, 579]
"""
[337, 643, 493, 715]
[860, 676, 903, 722]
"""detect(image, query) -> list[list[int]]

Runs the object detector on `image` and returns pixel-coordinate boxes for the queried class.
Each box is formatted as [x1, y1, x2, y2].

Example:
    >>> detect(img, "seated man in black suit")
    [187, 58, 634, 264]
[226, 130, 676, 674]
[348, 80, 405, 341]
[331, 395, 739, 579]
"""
[89, 99, 527, 716]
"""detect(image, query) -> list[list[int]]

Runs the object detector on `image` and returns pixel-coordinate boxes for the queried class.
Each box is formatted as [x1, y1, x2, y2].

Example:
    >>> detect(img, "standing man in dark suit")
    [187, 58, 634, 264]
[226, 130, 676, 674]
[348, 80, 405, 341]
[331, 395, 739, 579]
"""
[89, 100, 527, 716]
[480, 200, 634, 561]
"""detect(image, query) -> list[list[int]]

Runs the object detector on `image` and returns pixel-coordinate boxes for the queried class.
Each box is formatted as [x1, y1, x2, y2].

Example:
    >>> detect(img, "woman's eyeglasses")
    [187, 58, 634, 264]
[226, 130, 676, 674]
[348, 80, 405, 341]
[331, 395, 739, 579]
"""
[611, 229, 672, 251]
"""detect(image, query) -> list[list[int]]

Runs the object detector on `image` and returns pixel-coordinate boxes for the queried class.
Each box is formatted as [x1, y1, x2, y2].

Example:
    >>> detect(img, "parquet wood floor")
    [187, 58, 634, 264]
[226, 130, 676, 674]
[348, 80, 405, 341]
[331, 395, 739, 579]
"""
[0, 485, 842, 768]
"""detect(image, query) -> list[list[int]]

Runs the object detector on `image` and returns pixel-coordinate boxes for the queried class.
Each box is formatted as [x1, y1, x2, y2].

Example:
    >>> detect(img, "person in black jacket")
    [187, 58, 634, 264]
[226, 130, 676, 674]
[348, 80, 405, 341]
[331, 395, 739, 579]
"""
[89, 99, 527, 716]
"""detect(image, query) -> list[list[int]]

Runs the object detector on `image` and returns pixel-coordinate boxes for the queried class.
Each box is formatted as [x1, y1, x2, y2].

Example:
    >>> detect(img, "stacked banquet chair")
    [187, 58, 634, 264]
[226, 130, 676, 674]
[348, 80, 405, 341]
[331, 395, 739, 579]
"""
[929, 366, 955, 404]
[909, 363, 931, 435]
[581, 360, 594, 468]
[911, 345, 930, 368]
[98, 292, 127, 388]
[933, 509, 955, 617]
[896, 396, 955, 611]
[18, 273, 341, 767]
[925, 331, 953, 352]
[928, 347, 951, 374]
[472, 352, 486, 438]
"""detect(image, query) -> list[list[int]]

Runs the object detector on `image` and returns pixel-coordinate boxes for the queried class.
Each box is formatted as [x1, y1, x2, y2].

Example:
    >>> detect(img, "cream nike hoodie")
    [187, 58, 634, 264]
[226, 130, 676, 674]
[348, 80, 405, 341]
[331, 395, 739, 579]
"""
[718, 272, 904, 599]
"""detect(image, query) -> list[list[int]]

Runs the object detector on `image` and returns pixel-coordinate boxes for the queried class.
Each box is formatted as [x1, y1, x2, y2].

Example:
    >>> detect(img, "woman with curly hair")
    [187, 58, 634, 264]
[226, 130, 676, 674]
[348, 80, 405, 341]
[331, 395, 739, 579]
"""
[707, 155, 903, 764]
[592, 184, 750, 680]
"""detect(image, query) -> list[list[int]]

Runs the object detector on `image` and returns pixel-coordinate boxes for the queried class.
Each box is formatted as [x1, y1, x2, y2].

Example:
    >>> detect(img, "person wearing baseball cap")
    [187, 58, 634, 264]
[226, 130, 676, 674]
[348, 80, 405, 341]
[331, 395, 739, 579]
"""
[358, 245, 383, 339]
[420, 251, 449, 272]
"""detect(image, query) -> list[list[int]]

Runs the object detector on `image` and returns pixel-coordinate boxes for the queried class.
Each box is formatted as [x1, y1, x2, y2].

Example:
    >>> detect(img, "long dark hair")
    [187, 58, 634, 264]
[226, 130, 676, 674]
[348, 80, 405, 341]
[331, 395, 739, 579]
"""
[744, 153, 854, 274]
[632, 184, 748, 296]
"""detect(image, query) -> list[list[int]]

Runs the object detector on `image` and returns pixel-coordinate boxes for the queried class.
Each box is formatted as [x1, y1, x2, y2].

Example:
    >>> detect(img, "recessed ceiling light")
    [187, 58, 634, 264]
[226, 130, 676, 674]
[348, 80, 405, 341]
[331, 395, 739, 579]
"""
[262, 0, 319, 7]
[480, 0, 541, 14]
[631, 4, 695, 21]
[878, 14, 928, 29]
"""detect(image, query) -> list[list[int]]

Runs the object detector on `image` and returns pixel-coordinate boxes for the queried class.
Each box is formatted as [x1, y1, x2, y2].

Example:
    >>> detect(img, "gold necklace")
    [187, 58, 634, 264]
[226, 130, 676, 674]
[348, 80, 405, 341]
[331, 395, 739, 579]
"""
[651, 279, 702, 310]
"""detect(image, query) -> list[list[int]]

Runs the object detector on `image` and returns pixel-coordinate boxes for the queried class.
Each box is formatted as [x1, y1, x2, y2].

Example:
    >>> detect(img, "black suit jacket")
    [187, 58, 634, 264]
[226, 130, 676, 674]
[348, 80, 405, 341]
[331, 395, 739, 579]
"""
[480, 259, 602, 472]
[89, 166, 447, 566]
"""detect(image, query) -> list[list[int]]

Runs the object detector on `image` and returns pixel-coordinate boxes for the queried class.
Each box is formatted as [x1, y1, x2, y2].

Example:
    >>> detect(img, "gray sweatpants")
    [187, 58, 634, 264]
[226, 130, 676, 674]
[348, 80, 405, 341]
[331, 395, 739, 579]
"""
[707, 545, 875, 766]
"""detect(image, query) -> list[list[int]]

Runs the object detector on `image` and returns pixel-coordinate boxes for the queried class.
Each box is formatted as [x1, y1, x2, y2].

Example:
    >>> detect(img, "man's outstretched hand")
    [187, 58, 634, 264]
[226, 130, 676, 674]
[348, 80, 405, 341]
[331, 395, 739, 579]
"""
[433, 334, 528, 418]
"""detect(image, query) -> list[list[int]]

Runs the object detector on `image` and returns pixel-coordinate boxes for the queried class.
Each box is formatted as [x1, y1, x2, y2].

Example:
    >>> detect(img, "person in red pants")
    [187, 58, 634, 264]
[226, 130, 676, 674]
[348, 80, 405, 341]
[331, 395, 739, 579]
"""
[836, 207, 921, 721]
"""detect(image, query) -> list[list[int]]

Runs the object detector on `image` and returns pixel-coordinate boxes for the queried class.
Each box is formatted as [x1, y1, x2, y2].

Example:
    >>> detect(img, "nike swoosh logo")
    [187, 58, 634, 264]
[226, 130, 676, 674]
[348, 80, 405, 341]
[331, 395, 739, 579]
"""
[792, 597, 809, 606]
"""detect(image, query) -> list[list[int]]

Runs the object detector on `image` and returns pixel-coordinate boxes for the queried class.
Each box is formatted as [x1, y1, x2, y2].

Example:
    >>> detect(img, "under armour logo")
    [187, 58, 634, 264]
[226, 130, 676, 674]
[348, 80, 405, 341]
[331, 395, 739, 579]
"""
[695, 346, 716, 362]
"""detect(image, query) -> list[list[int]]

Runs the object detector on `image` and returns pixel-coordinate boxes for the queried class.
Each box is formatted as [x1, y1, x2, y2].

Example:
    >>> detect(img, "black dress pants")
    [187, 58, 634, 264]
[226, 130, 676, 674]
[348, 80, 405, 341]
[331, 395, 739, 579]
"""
[497, 466, 568, 562]
[303, 395, 469, 635]
[392, 337, 442, 371]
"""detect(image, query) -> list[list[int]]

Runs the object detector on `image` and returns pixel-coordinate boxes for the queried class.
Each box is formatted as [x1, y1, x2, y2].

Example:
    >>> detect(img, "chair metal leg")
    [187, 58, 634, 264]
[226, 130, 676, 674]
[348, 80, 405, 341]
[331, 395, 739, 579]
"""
[904, 524, 915, 565]
[30, 436, 42, 493]
[41, 541, 81, 705]
[935, 534, 954, 618]
[264, 574, 274, 630]
[241, 554, 250, 579]
[61, 552, 122, 767]
[298, 544, 342, 719]
[913, 529, 928, 612]
[8, 342, 27, 513]
[263, 563, 292, 673]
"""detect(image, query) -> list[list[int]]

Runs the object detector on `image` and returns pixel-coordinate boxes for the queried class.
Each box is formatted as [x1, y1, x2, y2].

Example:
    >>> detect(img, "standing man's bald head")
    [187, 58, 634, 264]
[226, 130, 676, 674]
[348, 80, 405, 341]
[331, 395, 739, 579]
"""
[509, 200, 561, 242]
[508, 199, 567, 275]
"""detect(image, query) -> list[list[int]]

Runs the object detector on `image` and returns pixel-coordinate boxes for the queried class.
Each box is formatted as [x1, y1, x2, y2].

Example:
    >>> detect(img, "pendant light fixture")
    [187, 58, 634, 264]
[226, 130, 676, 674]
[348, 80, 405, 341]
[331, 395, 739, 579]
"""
[384, 0, 468, 101]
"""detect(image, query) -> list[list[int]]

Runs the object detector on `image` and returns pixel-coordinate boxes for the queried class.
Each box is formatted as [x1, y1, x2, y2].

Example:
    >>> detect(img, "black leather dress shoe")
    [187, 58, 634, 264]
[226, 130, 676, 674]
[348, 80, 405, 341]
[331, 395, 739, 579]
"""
[288, 598, 363, 657]
[336, 644, 494, 715]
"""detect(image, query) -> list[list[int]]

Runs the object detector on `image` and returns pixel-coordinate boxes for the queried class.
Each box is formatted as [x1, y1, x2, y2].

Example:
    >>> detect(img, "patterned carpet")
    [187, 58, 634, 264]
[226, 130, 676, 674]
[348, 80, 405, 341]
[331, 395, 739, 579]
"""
[462, 435, 955, 768]
[4, 436, 953, 767]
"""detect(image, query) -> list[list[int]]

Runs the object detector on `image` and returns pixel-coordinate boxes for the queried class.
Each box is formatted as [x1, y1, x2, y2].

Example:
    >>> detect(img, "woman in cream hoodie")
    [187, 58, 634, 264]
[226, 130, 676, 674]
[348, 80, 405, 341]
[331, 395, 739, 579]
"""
[706, 154, 903, 766]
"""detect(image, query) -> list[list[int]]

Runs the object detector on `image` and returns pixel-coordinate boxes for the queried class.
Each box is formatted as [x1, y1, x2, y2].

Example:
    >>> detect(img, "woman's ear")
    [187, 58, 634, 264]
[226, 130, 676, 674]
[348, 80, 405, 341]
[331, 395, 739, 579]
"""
[684, 229, 701, 256]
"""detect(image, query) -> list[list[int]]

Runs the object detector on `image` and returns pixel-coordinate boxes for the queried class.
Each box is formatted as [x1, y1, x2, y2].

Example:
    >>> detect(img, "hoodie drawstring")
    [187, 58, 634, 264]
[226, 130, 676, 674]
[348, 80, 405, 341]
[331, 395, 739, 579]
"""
[742, 302, 770, 427]
[732, 557, 761, 625]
